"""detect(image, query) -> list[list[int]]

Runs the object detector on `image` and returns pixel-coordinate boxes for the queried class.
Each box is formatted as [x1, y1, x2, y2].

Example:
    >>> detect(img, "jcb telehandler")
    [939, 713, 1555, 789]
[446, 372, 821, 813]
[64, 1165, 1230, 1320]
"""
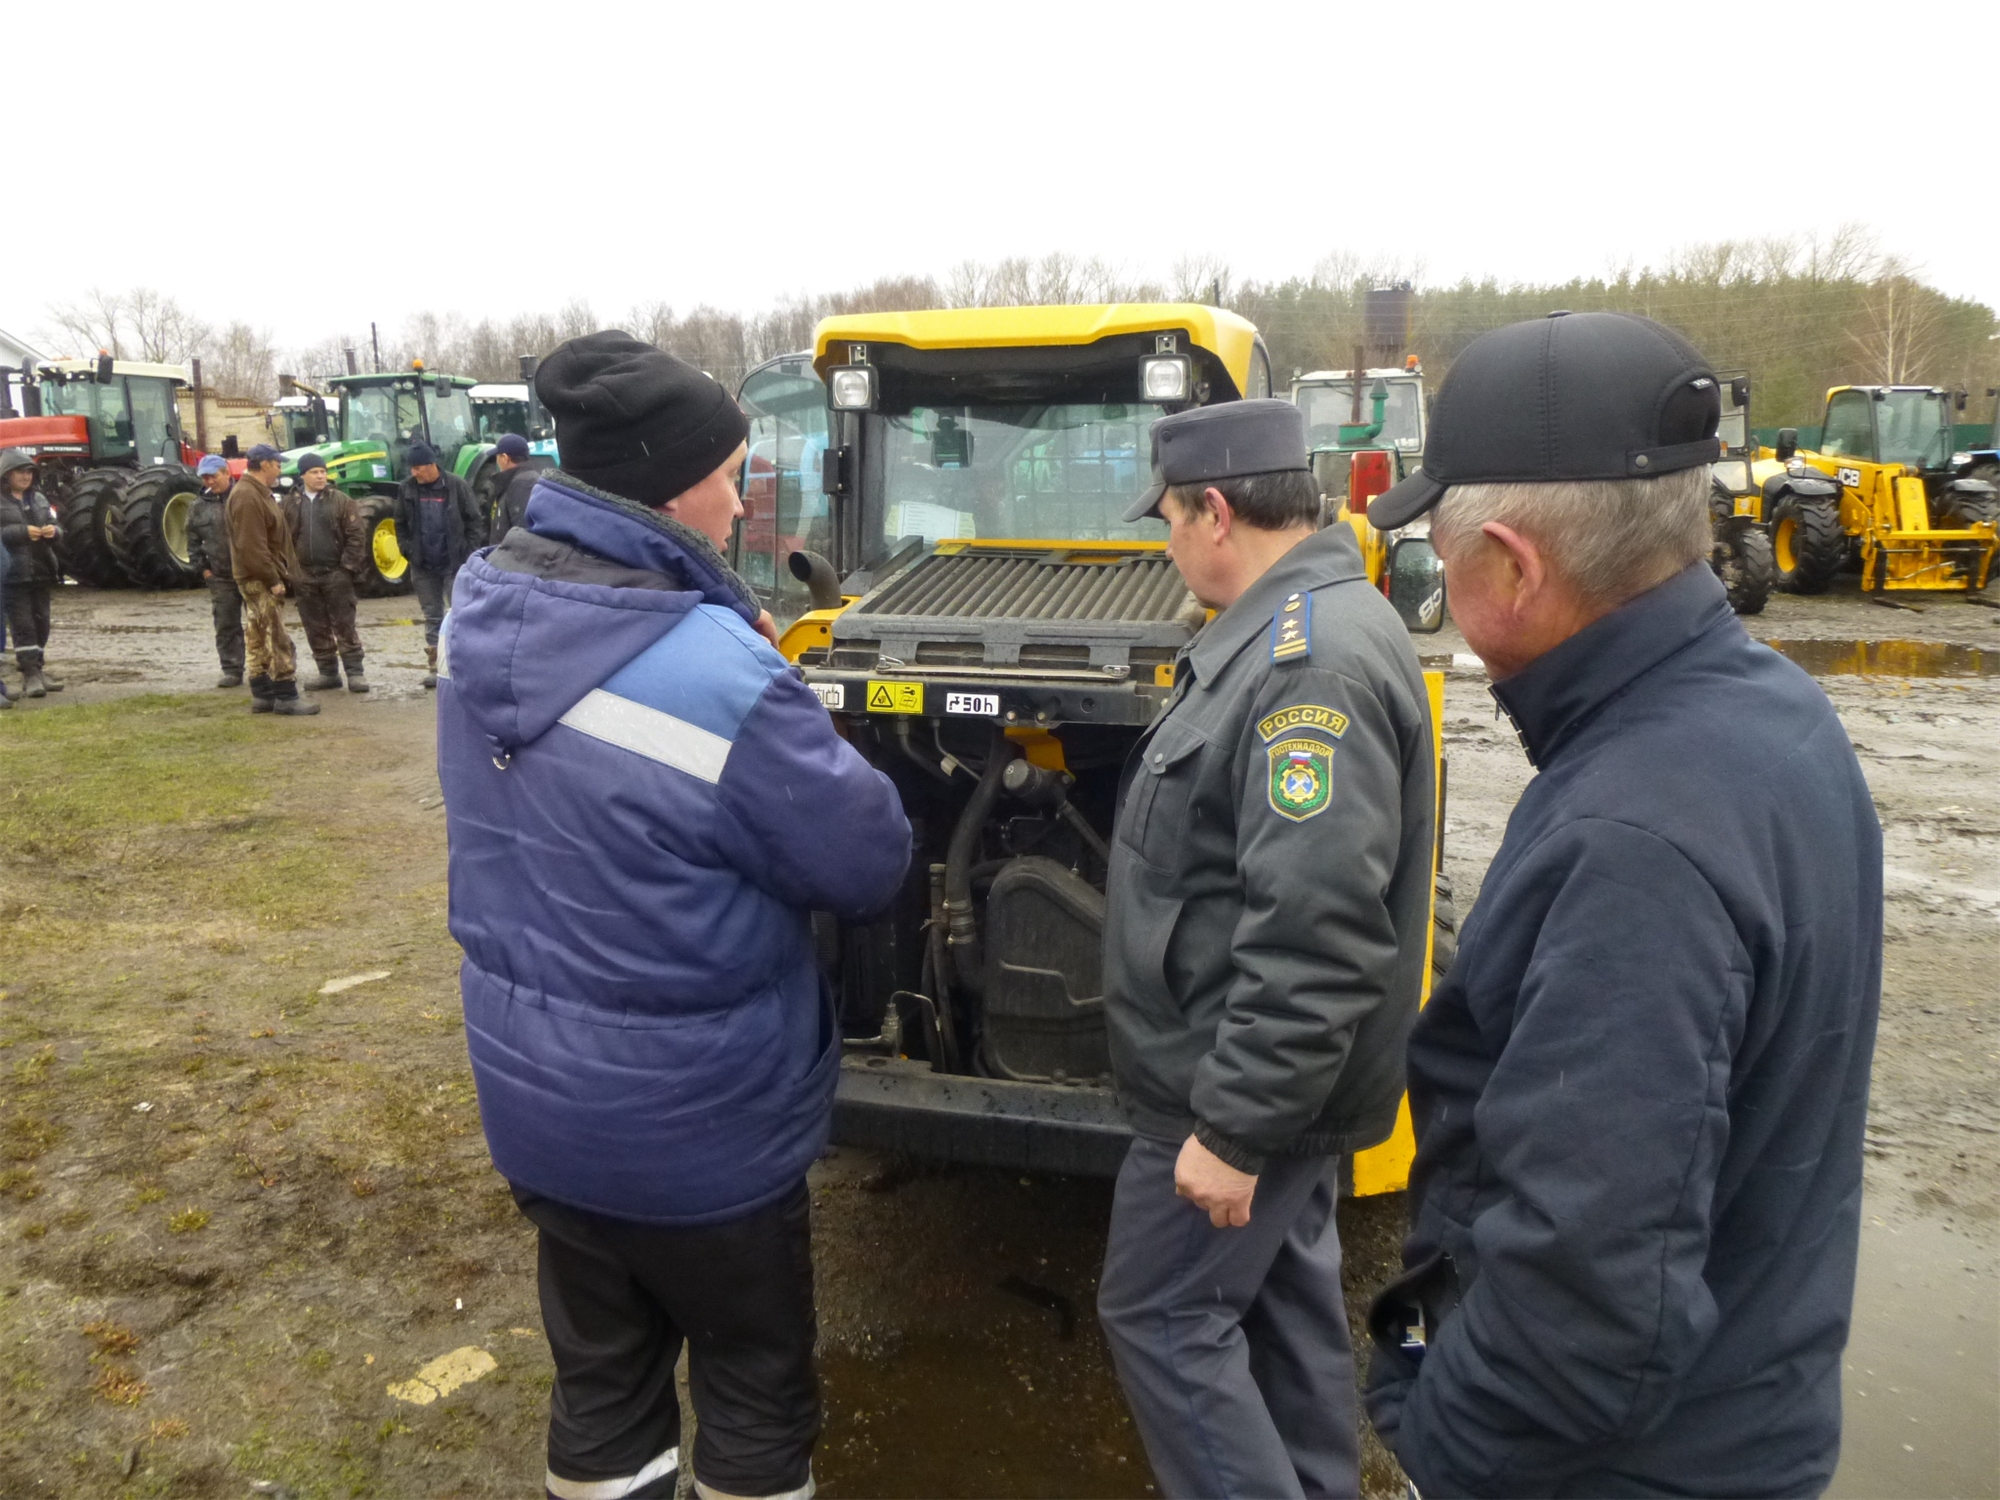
[1772, 384, 1998, 594]
[735, 304, 1450, 1195]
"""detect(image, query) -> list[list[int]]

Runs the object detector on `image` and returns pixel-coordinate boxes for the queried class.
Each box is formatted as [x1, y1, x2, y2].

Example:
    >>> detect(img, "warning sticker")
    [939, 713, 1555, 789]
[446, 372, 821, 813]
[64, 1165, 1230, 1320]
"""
[866, 680, 924, 715]
[809, 682, 845, 711]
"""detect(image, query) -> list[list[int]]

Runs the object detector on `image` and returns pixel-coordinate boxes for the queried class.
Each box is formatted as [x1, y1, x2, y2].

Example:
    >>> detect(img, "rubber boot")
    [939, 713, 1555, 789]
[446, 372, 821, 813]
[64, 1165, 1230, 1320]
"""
[38, 668, 63, 692]
[21, 665, 47, 699]
[0, 678, 12, 709]
[217, 670, 244, 688]
[248, 674, 276, 713]
[271, 678, 321, 717]
[342, 653, 370, 694]
[306, 659, 343, 691]
[422, 645, 438, 691]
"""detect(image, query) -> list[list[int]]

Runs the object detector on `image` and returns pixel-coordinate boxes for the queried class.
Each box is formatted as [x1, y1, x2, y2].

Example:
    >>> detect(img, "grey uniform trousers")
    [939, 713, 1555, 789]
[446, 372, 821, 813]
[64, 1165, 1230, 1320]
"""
[411, 563, 459, 648]
[1099, 1138, 1358, 1500]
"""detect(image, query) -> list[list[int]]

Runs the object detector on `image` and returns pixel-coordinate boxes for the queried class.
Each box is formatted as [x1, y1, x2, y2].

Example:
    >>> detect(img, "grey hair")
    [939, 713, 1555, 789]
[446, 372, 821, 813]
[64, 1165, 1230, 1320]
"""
[1430, 467, 1712, 609]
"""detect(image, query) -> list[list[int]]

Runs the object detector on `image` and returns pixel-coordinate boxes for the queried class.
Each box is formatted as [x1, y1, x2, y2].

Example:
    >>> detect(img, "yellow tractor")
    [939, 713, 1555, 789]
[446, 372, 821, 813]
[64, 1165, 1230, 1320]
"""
[1703, 372, 1847, 611]
[1772, 384, 1998, 594]
[735, 304, 1448, 1194]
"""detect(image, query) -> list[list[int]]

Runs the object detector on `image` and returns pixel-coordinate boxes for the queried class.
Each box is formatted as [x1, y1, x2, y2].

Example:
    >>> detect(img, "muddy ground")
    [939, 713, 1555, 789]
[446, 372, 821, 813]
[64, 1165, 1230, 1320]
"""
[0, 580, 1993, 1500]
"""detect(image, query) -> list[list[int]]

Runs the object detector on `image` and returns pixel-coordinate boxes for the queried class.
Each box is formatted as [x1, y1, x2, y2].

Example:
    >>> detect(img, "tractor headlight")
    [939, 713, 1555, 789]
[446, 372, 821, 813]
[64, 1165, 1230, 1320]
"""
[1786, 458, 1806, 476]
[828, 365, 877, 411]
[1951, 451, 1971, 469]
[1140, 355, 1192, 403]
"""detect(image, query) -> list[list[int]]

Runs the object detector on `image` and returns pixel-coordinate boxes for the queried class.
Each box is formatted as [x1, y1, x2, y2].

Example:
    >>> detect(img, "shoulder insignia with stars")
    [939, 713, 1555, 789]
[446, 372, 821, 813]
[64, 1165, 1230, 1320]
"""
[1270, 591, 1311, 663]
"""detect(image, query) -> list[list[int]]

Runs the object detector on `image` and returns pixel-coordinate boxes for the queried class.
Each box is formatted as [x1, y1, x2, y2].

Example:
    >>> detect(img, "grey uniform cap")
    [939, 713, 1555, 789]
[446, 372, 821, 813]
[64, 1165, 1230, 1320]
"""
[1125, 399, 1312, 522]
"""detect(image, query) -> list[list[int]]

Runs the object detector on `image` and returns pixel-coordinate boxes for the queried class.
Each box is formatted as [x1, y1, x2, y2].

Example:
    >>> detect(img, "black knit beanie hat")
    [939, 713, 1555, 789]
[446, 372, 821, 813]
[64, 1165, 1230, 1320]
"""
[534, 331, 749, 506]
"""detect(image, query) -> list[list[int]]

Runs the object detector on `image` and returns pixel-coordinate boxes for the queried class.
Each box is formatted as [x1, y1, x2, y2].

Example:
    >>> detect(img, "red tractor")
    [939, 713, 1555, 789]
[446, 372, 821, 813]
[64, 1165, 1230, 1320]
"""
[0, 353, 206, 587]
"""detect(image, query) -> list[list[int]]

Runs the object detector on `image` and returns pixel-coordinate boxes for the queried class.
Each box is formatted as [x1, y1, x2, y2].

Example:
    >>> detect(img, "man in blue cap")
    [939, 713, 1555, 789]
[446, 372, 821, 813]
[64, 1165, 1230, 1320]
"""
[187, 454, 245, 687]
[487, 431, 555, 546]
[1097, 398, 1436, 1498]
[394, 440, 484, 688]
[1363, 313, 1881, 1495]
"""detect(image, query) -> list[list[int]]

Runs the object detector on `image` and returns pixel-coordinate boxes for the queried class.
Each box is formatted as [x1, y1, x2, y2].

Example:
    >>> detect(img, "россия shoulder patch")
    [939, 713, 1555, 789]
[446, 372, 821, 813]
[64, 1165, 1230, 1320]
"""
[1257, 704, 1349, 743]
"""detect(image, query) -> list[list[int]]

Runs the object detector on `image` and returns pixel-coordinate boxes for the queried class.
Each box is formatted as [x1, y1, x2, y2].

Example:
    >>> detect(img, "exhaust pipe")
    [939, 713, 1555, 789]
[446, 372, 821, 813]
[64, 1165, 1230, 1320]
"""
[788, 549, 844, 611]
[943, 728, 1014, 994]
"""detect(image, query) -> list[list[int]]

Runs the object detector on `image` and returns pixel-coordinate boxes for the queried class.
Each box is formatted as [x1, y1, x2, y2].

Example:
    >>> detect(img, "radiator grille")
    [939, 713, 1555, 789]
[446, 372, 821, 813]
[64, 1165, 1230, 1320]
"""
[854, 550, 1193, 623]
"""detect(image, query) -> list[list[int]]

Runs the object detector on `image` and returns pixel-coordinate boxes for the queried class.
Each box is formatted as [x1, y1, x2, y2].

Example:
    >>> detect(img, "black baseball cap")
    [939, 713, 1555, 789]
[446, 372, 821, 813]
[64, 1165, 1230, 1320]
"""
[1124, 398, 1310, 522]
[1369, 311, 1722, 532]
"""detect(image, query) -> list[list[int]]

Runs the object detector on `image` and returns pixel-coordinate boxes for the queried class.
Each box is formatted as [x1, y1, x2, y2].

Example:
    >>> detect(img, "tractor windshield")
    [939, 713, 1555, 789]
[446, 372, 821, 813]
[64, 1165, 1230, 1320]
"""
[1295, 379, 1424, 453]
[1876, 390, 1951, 469]
[39, 378, 106, 422]
[342, 384, 423, 451]
[426, 386, 476, 458]
[875, 404, 1167, 546]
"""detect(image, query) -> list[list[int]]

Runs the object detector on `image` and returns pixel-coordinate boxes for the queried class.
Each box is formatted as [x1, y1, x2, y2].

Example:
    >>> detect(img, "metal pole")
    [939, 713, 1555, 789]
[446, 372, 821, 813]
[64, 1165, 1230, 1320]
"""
[192, 357, 208, 453]
[371, 323, 381, 373]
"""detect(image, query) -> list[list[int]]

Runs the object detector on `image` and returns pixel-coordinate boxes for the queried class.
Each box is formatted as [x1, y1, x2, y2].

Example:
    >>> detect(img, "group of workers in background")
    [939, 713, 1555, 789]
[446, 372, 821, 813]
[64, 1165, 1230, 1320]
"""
[0, 429, 552, 712]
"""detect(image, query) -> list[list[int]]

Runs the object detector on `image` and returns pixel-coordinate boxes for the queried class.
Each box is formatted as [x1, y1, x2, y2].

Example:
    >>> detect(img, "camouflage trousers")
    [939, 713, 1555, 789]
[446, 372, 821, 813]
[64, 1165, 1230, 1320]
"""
[239, 580, 298, 684]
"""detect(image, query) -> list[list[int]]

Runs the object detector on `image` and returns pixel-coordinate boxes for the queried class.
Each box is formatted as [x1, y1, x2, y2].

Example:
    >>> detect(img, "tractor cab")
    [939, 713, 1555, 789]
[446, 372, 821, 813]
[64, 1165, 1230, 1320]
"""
[734, 305, 1450, 1193]
[317, 367, 480, 486]
[17, 358, 190, 471]
[470, 383, 559, 457]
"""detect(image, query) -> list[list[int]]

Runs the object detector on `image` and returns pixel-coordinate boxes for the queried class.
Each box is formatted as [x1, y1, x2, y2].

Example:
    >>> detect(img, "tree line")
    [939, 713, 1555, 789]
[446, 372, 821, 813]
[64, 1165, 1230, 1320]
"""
[41, 227, 1999, 430]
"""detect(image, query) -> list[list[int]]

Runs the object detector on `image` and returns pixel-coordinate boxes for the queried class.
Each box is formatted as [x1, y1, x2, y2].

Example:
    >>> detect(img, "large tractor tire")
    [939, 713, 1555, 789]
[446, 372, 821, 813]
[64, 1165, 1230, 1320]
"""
[1938, 489, 2000, 531]
[1770, 496, 1845, 594]
[1712, 522, 1774, 615]
[354, 494, 412, 597]
[55, 469, 135, 587]
[468, 452, 503, 525]
[1968, 460, 2000, 492]
[107, 466, 204, 589]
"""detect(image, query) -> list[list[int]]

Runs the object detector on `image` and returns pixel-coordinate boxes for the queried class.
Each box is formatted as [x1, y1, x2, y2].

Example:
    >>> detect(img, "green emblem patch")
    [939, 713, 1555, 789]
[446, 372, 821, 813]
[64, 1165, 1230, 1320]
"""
[1267, 737, 1333, 821]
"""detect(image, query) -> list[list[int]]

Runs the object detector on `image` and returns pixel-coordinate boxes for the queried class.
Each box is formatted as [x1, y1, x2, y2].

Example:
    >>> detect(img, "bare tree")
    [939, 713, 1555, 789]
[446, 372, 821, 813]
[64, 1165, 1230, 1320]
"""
[1850, 259, 1947, 384]
[204, 322, 279, 400]
[43, 287, 208, 363]
[1169, 253, 1230, 303]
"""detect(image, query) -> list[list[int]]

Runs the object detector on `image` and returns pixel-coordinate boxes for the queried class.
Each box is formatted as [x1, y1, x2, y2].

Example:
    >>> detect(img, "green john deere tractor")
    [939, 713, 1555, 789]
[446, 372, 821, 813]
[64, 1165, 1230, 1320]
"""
[276, 364, 502, 596]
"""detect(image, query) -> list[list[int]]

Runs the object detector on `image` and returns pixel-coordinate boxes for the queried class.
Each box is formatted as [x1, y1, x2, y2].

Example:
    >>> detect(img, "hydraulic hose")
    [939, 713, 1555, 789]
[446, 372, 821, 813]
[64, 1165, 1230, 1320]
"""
[943, 727, 1013, 995]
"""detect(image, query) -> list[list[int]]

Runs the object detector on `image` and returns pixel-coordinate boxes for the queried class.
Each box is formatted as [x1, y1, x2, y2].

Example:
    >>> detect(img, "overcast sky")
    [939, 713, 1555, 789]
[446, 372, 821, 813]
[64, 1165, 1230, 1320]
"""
[3, 0, 1994, 355]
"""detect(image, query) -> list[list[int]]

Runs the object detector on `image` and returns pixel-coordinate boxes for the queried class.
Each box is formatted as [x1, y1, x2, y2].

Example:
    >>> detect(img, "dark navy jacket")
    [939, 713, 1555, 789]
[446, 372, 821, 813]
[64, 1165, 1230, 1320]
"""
[1367, 564, 1881, 1497]
[437, 473, 911, 1226]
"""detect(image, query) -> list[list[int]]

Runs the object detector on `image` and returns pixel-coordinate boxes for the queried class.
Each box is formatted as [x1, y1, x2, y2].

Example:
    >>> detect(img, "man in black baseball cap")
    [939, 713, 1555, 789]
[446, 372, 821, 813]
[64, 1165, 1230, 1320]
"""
[1365, 313, 1882, 1496]
[1098, 398, 1435, 1497]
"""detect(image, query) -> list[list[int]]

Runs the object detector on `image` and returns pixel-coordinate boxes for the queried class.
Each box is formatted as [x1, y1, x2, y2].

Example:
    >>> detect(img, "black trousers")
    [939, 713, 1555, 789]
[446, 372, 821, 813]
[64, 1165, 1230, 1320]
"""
[513, 1180, 820, 1500]
[6, 582, 51, 668]
[207, 578, 245, 674]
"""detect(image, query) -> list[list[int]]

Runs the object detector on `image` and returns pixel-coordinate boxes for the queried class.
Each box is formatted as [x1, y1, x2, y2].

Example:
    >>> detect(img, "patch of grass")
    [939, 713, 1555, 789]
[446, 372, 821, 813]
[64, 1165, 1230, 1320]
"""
[0, 1166, 41, 1202]
[5, 1114, 61, 1161]
[92, 1363, 149, 1405]
[83, 1319, 141, 1356]
[165, 1207, 211, 1234]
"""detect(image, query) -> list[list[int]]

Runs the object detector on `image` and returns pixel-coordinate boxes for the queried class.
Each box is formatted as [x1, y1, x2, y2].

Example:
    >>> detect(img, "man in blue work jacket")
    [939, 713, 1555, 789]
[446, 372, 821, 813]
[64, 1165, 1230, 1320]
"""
[1364, 313, 1882, 1497]
[437, 331, 911, 1500]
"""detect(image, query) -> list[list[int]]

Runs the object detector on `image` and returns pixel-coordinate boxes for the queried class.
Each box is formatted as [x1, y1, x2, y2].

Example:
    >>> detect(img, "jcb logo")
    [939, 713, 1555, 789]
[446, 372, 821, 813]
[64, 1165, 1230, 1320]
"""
[1836, 467, 1861, 487]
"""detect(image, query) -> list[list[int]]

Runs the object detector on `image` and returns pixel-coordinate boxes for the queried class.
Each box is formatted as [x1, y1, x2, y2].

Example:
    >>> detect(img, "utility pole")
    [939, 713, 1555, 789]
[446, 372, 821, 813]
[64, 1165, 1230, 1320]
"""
[371, 323, 381, 373]
[191, 357, 208, 453]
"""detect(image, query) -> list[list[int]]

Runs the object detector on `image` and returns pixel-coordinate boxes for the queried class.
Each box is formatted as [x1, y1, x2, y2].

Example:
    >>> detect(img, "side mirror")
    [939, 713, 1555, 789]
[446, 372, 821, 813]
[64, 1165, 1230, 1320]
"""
[434, 376, 452, 400]
[1775, 428, 1799, 462]
[95, 351, 115, 384]
[1954, 390, 1968, 413]
[1386, 536, 1446, 633]
[1730, 377, 1751, 410]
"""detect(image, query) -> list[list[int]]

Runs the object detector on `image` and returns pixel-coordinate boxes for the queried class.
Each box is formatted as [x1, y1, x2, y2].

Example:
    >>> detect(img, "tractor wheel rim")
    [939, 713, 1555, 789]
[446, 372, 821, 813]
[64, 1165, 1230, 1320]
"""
[163, 493, 194, 566]
[373, 517, 408, 580]
[1775, 516, 1798, 572]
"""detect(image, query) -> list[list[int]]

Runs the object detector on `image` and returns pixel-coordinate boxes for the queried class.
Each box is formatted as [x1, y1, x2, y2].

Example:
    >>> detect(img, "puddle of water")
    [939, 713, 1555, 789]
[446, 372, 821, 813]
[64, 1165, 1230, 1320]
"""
[1766, 639, 1999, 678]
[1828, 1207, 1999, 1498]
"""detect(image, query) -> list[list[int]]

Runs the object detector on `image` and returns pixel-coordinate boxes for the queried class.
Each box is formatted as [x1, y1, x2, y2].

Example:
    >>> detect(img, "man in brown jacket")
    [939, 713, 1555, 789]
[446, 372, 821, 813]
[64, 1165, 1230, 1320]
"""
[226, 445, 320, 717]
[283, 453, 369, 693]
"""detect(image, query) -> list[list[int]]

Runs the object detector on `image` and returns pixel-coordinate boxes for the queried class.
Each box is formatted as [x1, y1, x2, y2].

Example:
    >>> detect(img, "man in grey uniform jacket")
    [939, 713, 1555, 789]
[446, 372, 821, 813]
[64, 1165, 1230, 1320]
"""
[1098, 399, 1436, 1499]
